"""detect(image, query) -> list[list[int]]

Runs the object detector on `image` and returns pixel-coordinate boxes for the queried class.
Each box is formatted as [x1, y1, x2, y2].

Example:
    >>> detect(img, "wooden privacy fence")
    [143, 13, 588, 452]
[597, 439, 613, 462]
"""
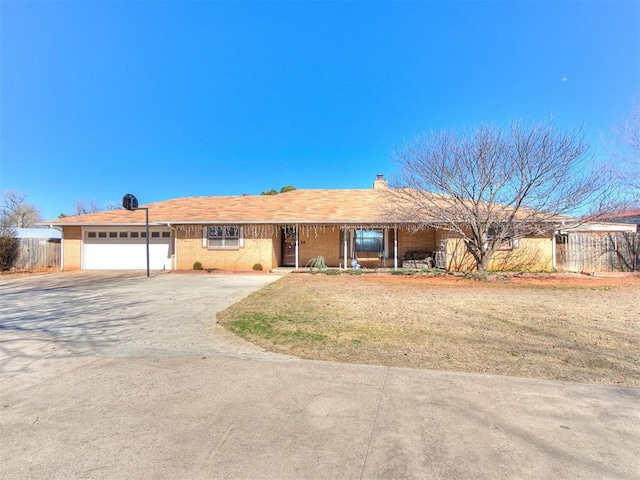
[14, 238, 61, 271]
[556, 232, 640, 272]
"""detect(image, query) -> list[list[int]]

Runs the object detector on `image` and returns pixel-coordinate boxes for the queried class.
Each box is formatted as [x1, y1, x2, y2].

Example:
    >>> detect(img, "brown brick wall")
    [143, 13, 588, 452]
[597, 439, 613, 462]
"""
[62, 226, 82, 270]
[398, 228, 437, 258]
[299, 227, 342, 267]
[176, 226, 278, 271]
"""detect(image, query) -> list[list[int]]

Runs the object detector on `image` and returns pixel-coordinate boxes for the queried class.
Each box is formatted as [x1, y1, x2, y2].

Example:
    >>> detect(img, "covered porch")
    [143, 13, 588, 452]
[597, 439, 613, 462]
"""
[285, 223, 447, 270]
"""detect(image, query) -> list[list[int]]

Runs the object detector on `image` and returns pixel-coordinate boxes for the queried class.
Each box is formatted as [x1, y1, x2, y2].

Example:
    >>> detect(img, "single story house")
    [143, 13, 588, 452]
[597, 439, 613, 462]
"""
[42, 175, 637, 272]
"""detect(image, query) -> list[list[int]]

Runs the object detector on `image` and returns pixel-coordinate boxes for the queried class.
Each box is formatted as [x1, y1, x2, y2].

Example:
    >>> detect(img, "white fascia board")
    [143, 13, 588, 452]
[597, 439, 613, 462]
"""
[45, 222, 163, 227]
[560, 222, 637, 233]
[80, 226, 171, 231]
[162, 219, 412, 225]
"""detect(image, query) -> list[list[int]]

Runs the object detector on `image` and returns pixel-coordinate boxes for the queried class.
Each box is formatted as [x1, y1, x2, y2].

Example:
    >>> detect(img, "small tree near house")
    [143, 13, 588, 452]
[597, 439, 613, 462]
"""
[1, 190, 42, 228]
[0, 219, 19, 270]
[388, 120, 616, 273]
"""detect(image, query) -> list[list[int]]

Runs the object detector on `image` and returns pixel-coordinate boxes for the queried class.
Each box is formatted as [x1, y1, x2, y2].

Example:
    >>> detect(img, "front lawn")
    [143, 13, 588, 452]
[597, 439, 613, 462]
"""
[217, 273, 640, 387]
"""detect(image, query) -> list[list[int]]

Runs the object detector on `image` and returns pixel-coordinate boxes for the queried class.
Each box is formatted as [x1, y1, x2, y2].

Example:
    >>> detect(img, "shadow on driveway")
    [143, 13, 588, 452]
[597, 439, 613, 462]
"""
[0, 271, 287, 376]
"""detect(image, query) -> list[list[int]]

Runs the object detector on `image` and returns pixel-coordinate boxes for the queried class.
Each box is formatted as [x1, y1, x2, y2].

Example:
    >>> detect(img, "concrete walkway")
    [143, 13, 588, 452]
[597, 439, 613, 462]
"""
[1, 272, 638, 479]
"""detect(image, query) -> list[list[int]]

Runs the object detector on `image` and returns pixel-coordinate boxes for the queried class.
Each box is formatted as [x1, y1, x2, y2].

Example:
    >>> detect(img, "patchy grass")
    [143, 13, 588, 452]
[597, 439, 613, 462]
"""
[227, 312, 327, 343]
[217, 274, 640, 387]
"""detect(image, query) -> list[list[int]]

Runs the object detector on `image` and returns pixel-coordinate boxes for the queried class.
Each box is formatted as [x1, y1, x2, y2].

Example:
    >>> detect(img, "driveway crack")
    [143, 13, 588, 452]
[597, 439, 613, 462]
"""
[360, 366, 389, 479]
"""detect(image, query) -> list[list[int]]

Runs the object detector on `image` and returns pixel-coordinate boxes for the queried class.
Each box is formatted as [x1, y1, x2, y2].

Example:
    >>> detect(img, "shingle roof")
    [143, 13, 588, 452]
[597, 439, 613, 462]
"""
[43, 189, 395, 226]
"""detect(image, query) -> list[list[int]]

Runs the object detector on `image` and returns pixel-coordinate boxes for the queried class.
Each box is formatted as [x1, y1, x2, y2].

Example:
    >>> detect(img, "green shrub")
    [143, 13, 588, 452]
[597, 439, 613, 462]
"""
[193, 261, 203, 270]
[0, 234, 19, 271]
[390, 269, 416, 275]
[252, 263, 263, 271]
[322, 269, 341, 275]
[344, 269, 363, 275]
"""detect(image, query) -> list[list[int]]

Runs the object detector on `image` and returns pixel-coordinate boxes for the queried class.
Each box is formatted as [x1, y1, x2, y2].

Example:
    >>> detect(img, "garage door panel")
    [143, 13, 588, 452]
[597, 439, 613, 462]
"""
[83, 231, 171, 270]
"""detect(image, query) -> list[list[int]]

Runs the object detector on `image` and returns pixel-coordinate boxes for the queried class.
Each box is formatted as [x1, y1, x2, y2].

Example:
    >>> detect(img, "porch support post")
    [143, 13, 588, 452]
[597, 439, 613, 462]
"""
[343, 228, 348, 269]
[295, 224, 299, 270]
[552, 231, 557, 271]
[394, 225, 398, 270]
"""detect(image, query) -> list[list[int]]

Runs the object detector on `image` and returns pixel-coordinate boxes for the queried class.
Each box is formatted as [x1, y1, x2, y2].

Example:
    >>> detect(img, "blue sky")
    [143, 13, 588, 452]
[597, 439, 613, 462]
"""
[1, 1, 639, 220]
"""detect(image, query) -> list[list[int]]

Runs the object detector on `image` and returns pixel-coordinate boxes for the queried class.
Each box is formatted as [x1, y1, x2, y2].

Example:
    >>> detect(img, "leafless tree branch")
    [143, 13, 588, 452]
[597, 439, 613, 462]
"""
[387, 120, 619, 272]
[1, 190, 42, 228]
[610, 99, 640, 197]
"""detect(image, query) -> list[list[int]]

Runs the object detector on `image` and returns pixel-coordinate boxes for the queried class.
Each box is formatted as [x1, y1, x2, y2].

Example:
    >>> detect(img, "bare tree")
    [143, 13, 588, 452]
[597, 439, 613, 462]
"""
[1, 190, 42, 228]
[74, 199, 101, 215]
[389, 120, 614, 273]
[611, 100, 640, 196]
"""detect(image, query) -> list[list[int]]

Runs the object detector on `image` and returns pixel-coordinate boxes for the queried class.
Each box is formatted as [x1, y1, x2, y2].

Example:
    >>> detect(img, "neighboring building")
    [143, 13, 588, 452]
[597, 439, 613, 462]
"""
[41, 176, 637, 272]
[15, 228, 62, 240]
[555, 217, 639, 272]
[599, 209, 640, 231]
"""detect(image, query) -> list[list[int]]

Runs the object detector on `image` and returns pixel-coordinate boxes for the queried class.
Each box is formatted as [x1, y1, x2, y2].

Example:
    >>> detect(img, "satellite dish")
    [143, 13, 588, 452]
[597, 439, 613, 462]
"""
[122, 193, 139, 211]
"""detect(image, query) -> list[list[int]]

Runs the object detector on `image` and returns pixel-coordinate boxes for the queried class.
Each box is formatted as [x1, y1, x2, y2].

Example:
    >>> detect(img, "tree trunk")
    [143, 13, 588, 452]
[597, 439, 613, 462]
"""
[477, 254, 490, 272]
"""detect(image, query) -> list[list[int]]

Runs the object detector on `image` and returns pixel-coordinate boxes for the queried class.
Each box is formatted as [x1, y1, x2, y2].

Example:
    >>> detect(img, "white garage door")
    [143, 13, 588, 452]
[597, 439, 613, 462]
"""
[83, 229, 172, 270]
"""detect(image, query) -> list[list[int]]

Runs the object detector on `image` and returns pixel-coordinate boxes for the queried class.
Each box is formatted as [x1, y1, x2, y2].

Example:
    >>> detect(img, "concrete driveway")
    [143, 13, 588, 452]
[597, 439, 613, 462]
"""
[0, 271, 286, 361]
[1, 272, 639, 479]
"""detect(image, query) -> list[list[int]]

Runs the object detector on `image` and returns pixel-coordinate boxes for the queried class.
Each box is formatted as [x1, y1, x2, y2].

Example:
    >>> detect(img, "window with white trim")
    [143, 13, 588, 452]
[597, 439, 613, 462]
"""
[354, 229, 384, 253]
[206, 225, 242, 249]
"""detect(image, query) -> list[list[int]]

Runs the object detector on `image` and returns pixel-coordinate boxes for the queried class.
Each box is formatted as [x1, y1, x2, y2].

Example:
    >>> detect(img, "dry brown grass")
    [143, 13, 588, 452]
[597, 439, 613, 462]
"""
[217, 273, 640, 387]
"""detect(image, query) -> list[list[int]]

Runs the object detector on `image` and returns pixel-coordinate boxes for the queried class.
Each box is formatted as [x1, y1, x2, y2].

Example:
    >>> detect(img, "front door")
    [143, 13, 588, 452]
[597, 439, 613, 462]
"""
[282, 226, 296, 266]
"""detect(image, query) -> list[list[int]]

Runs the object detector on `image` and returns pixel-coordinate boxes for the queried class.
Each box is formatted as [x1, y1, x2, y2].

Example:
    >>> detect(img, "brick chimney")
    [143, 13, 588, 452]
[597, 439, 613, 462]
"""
[373, 174, 388, 190]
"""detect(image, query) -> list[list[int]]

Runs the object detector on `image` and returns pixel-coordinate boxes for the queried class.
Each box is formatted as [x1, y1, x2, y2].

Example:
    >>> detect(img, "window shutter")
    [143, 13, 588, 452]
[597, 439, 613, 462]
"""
[202, 227, 208, 248]
[239, 226, 245, 248]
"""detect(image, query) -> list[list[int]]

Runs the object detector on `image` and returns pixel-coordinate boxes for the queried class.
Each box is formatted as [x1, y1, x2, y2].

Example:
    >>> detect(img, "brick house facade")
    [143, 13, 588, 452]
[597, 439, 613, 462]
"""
[44, 175, 602, 272]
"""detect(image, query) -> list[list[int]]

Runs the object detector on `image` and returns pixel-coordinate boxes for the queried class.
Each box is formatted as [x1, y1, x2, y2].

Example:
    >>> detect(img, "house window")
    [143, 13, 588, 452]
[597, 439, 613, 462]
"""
[487, 226, 519, 250]
[141, 232, 147, 238]
[109, 232, 117, 238]
[131, 232, 139, 238]
[355, 229, 384, 253]
[208, 226, 240, 249]
[88, 232, 96, 238]
[98, 232, 107, 238]
[151, 232, 160, 238]
[119, 232, 128, 238]
[162, 232, 170, 238]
